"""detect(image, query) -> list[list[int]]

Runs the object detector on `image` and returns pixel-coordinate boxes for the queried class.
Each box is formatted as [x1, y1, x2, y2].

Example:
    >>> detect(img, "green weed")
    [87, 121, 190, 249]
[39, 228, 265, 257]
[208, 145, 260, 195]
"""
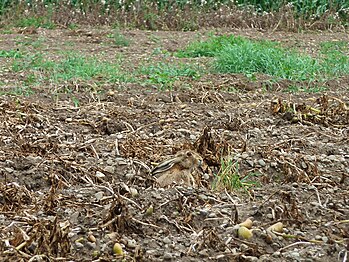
[213, 156, 260, 193]
[0, 86, 34, 96]
[71, 96, 80, 107]
[285, 85, 327, 93]
[108, 29, 131, 47]
[67, 23, 79, 30]
[140, 62, 201, 90]
[0, 49, 23, 58]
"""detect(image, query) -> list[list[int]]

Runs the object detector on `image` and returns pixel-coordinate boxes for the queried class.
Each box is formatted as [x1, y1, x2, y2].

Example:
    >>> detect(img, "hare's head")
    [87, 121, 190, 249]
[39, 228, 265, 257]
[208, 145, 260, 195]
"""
[176, 150, 202, 170]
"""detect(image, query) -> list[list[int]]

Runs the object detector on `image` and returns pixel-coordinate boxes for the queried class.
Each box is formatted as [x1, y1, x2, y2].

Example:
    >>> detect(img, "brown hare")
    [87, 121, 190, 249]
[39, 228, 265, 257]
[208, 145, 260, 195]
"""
[151, 150, 202, 188]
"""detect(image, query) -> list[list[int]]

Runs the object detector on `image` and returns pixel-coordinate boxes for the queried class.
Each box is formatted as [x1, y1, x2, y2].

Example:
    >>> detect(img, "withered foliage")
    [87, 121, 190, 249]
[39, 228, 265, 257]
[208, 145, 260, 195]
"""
[271, 95, 349, 127]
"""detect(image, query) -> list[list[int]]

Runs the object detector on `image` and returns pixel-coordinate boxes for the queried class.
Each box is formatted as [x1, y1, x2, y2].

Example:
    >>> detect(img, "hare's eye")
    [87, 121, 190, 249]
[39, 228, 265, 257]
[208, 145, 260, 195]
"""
[186, 151, 192, 157]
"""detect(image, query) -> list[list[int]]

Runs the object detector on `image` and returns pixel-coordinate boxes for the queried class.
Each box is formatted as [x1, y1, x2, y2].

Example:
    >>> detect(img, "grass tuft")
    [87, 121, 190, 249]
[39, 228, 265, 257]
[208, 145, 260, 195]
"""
[108, 29, 131, 47]
[178, 34, 349, 82]
[213, 155, 260, 193]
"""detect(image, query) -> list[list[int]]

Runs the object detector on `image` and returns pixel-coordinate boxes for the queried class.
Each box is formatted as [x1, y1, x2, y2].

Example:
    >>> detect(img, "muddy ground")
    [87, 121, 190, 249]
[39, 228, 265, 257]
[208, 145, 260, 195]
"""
[0, 28, 348, 261]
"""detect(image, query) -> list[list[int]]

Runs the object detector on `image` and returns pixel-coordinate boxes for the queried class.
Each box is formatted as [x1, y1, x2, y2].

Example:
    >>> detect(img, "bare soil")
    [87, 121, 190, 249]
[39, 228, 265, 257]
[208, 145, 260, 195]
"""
[0, 28, 348, 261]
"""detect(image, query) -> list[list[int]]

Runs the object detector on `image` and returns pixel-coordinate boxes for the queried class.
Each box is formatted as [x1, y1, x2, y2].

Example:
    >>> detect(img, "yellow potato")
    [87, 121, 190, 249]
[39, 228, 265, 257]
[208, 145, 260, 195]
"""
[113, 243, 123, 255]
[238, 226, 253, 239]
[267, 222, 283, 233]
[239, 218, 253, 229]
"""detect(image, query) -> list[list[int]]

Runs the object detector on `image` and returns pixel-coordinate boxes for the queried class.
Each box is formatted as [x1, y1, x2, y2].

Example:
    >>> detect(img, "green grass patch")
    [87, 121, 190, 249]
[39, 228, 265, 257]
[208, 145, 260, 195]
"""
[15, 37, 46, 49]
[10, 52, 130, 87]
[177, 34, 246, 58]
[178, 34, 349, 82]
[215, 41, 321, 81]
[140, 62, 201, 90]
[319, 40, 349, 77]
[213, 156, 260, 193]
[0, 29, 14, 34]
[0, 86, 34, 96]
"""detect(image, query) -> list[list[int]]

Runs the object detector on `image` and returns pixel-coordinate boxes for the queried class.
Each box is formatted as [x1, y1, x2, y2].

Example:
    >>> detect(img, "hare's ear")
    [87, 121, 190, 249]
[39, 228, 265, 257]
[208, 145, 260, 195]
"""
[151, 157, 178, 176]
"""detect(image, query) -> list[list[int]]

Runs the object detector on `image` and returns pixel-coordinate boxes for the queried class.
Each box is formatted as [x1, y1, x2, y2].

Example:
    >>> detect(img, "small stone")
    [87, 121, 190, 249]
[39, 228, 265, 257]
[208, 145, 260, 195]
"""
[327, 155, 337, 161]
[315, 235, 322, 240]
[288, 251, 300, 259]
[198, 194, 208, 201]
[242, 255, 258, 261]
[75, 242, 84, 249]
[294, 231, 305, 237]
[127, 239, 137, 248]
[163, 252, 173, 260]
[130, 187, 138, 197]
[246, 160, 254, 167]
[270, 162, 278, 167]
[125, 173, 135, 180]
[104, 166, 114, 173]
[199, 208, 209, 216]
[153, 193, 163, 200]
[322, 236, 328, 243]
[95, 192, 104, 201]
[4, 167, 14, 173]
[198, 249, 209, 257]
[76, 194, 84, 199]
[241, 153, 249, 159]
[86, 242, 96, 250]
[272, 251, 281, 257]
[146, 249, 158, 256]
[95, 171, 105, 178]
[301, 161, 307, 169]
[163, 237, 171, 244]
[258, 159, 266, 167]
[208, 212, 216, 218]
